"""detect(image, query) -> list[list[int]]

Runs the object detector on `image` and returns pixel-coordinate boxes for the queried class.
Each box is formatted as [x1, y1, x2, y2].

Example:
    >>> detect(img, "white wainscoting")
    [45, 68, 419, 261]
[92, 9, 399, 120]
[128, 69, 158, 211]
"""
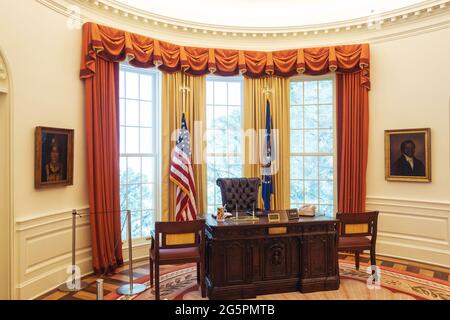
[15, 209, 92, 299]
[15, 209, 152, 300]
[366, 196, 450, 268]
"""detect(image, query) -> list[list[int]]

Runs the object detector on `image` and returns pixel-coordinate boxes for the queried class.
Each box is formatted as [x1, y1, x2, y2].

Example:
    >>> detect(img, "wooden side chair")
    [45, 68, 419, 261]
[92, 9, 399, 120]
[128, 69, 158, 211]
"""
[149, 220, 206, 300]
[336, 211, 379, 270]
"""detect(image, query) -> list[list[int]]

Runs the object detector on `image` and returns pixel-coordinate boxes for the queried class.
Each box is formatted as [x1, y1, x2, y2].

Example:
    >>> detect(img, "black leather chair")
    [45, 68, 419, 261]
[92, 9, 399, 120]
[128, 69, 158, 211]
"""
[216, 178, 260, 211]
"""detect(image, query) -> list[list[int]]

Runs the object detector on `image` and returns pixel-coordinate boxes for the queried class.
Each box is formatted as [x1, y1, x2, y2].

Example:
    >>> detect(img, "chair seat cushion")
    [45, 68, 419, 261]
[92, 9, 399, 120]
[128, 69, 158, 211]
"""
[151, 246, 200, 261]
[339, 236, 371, 249]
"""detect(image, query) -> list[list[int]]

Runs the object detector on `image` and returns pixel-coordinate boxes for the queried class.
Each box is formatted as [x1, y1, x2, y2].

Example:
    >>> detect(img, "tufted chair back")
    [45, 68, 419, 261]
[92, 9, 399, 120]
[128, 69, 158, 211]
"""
[216, 178, 260, 211]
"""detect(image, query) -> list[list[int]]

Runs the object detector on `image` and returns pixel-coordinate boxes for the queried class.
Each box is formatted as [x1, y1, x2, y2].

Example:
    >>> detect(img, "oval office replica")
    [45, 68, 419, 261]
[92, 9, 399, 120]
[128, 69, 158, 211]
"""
[1, 0, 449, 307]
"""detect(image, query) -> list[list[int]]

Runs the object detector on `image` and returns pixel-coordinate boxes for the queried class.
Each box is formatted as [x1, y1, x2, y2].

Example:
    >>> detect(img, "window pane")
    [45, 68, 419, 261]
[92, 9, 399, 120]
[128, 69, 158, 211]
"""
[141, 157, 155, 183]
[206, 81, 213, 105]
[290, 130, 303, 153]
[127, 184, 141, 211]
[214, 156, 228, 178]
[213, 129, 227, 153]
[228, 106, 241, 130]
[120, 157, 127, 185]
[126, 99, 139, 126]
[140, 128, 153, 153]
[206, 104, 214, 129]
[304, 129, 318, 152]
[290, 156, 303, 180]
[120, 126, 125, 154]
[304, 81, 318, 104]
[290, 81, 303, 105]
[120, 99, 125, 126]
[140, 101, 152, 127]
[319, 156, 333, 180]
[126, 127, 139, 153]
[127, 157, 141, 183]
[214, 105, 228, 129]
[319, 80, 332, 104]
[120, 71, 125, 97]
[214, 81, 227, 105]
[228, 130, 241, 154]
[131, 210, 142, 238]
[304, 156, 318, 180]
[142, 210, 153, 238]
[304, 105, 318, 129]
[207, 181, 215, 206]
[140, 74, 152, 101]
[126, 72, 139, 99]
[319, 205, 333, 217]
[319, 180, 333, 203]
[290, 181, 304, 204]
[290, 105, 303, 129]
[142, 184, 154, 209]
[319, 130, 333, 153]
[228, 156, 242, 177]
[319, 104, 332, 129]
[228, 82, 241, 106]
[305, 180, 318, 203]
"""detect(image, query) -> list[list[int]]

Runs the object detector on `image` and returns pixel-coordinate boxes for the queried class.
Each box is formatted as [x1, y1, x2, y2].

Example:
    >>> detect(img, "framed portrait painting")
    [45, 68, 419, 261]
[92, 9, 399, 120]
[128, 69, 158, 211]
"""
[35, 127, 74, 188]
[385, 128, 431, 182]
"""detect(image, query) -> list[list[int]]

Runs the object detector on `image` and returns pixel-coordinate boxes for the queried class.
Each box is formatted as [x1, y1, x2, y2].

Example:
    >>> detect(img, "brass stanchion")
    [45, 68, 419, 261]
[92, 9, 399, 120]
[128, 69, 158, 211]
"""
[96, 279, 104, 300]
[117, 210, 146, 295]
[58, 209, 89, 292]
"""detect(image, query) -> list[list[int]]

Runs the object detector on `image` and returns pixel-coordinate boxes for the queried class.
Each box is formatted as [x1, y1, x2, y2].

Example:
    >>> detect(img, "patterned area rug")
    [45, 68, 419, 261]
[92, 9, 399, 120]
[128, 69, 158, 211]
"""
[105, 260, 450, 300]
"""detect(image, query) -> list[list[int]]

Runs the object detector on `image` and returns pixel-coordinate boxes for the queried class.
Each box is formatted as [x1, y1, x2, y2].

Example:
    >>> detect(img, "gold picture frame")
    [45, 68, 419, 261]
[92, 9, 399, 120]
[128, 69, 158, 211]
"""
[384, 128, 431, 182]
[35, 126, 74, 189]
[267, 213, 281, 223]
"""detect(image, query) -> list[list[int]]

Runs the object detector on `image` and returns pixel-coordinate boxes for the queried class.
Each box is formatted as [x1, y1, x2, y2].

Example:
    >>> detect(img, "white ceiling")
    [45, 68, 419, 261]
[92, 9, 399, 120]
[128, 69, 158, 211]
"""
[113, 0, 427, 28]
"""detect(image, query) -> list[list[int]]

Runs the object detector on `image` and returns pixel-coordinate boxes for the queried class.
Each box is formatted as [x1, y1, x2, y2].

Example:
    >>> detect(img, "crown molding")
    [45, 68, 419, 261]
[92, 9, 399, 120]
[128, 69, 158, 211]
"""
[75, 0, 449, 33]
[36, 0, 450, 50]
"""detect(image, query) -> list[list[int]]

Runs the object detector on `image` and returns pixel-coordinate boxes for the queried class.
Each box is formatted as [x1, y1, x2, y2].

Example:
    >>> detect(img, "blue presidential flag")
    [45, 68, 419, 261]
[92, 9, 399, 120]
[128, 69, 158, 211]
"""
[261, 100, 273, 211]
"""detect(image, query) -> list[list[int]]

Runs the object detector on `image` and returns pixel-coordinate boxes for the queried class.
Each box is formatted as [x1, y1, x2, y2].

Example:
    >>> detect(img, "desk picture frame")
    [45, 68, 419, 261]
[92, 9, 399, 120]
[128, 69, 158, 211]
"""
[267, 213, 280, 223]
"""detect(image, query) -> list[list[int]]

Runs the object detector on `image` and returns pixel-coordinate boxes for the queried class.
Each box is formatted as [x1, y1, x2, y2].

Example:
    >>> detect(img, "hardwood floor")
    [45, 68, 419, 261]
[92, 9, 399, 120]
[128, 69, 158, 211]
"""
[37, 253, 450, 300]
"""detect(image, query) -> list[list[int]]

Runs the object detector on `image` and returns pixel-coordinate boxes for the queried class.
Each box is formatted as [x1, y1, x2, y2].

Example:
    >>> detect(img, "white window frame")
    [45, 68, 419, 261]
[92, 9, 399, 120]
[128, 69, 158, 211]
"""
[119, 64, 161, 241]
[206, 75, 244, 212]
[289, 74, 337, 217]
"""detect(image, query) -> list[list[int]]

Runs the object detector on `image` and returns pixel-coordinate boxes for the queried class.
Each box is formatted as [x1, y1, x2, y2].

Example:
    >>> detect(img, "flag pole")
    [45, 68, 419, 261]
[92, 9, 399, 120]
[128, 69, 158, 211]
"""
[179, 72, 191, 115]
[262, 77, 273, 211]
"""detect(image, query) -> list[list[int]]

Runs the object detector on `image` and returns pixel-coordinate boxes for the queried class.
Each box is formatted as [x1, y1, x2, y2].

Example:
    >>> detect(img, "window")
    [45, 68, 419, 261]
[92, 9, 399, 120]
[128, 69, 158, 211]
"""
[206, 76, 243, 213]
[119, 65, 160, 240]
[289, 77, 335, 217]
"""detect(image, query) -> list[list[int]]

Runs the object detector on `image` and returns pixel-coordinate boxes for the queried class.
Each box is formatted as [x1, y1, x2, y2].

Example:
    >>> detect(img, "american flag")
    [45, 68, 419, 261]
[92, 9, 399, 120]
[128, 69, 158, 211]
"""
[170, 113, 198, 221]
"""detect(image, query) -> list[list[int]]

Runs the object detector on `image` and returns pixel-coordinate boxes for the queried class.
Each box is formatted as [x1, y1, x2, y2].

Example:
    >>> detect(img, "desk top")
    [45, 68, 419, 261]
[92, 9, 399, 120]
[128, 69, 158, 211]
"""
[204, 210, 337, 228]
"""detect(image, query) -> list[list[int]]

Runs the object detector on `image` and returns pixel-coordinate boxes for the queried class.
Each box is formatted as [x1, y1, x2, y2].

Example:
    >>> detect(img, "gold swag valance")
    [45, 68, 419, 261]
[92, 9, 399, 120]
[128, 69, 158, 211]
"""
[80, 22, 370, 89]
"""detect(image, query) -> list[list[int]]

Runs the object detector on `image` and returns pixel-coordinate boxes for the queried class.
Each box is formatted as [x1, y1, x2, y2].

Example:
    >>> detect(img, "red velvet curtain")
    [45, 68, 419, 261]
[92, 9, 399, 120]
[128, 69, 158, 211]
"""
[337, 71, 370, 213]
[85, 57, 123, 273]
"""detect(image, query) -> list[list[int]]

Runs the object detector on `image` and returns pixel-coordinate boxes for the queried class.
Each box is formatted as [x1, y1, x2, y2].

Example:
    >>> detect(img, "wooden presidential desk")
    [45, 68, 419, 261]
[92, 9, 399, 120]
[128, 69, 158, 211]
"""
[204, 211, 340, 299]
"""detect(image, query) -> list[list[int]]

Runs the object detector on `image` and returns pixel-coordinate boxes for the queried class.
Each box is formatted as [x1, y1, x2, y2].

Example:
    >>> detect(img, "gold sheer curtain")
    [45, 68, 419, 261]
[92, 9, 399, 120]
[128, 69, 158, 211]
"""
[243, 77, 290, 210]
[161, 72, 206, 222]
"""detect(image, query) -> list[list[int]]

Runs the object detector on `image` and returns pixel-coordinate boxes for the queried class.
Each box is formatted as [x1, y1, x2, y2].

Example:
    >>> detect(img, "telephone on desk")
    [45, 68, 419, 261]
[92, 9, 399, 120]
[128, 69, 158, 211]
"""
[298, 205, 316, 217]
